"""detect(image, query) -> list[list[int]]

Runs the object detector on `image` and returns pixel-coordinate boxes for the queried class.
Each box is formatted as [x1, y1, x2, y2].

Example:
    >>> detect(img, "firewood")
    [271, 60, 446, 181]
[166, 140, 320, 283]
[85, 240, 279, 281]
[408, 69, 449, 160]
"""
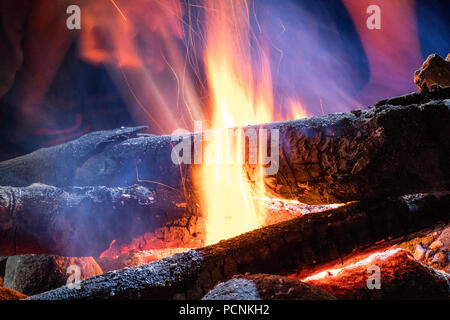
[0, 184, 203, 257]
[27, 192, 450, 300]
[0, 126, 147, 187]
[396, 224, 450, 273]
[303, 248, 450, 300]
[3, 255, 102, 296]
[414, 53, 450, 93]
[0, 183, 340, 257]
[1, 90, 449, 204]
[201, 274, 336, 300]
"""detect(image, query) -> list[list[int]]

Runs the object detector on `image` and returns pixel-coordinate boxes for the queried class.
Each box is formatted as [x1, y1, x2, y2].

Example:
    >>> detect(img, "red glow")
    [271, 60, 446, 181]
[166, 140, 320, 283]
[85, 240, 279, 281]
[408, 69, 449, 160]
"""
[342, 0, 422, 104]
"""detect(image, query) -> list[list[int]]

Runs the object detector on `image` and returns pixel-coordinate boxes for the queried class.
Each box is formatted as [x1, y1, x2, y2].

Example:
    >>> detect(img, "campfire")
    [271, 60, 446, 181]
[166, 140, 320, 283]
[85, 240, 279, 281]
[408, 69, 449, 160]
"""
[0, 0, 449, 302]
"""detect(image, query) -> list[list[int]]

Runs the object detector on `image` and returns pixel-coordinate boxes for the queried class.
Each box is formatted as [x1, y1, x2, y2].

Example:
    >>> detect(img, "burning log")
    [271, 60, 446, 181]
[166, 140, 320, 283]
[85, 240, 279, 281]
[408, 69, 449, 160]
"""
[1, 90, 449, 204]
[0, 183, 340, 257]
[303, 248, 450, 300]
[27, 192, 450, 300]
[201, 274, 336, 300]
[0, 184, 203, 257]
[414, 53, 450, 93]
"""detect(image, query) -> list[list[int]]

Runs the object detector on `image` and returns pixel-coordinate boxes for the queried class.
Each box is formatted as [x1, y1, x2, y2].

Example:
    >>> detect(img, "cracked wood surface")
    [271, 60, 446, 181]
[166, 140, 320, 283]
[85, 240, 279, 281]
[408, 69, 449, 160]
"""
[1, 90, 449, 204]
[0, 184, 203, 257]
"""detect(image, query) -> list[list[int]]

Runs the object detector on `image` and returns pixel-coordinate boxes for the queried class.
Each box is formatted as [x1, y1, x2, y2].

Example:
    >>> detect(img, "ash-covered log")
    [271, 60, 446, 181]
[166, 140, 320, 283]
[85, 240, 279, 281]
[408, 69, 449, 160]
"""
[1, 90, 449, 204]
[0, 182, 340, 257]
[27, 192, 450, 300]
[303, 248, 450, 300]
[0, 126, 147, 187]
[201, 274, 336, 300]
[0, 184, 203, 257]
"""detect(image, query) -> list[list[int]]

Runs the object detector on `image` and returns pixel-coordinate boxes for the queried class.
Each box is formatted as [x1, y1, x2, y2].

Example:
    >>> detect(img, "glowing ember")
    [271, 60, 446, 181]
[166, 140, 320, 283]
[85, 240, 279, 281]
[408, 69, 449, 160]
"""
[301, 248, 403, 281]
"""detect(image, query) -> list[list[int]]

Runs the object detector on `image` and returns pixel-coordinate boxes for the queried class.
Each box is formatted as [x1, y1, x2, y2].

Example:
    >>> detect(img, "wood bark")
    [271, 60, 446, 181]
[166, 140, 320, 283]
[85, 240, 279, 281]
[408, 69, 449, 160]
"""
[203, 255, 450, 300]
[2, 179, 442, 260]
[0, 126, 147, 187]
[1, 89, 449, 204]
[27, 192, 450, 300]
[0, 184, 203, 257]
[0, 183, 340, 257]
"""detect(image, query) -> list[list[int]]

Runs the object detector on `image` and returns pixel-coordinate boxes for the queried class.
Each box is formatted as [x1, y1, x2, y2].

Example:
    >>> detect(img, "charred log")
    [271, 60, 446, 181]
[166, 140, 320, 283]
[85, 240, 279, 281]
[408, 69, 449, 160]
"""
[0, 184, 203, 257]
[414, 53, 450, 93]
[204, 253, 450, 300]
[0, 126, 149, 187]
[0, 183, 341, 257]
[1, 90, 449, 204]
[27, 192, 450, 300]
[202, 274, 337, 300]
[304, 248, 450, 300]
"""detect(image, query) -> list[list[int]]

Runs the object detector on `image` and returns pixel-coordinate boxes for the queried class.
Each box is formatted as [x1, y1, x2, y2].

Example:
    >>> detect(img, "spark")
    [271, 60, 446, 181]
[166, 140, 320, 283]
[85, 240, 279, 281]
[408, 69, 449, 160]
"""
[120, 70, 165, 134]
[110, 0, 127, 22]
[135, 165, 176, 190]
[320, 99, 326, 115]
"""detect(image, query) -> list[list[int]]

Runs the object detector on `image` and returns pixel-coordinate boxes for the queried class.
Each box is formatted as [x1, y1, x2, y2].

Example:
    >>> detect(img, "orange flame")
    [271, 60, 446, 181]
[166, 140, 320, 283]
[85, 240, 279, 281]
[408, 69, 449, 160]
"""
[194, 1, 272, 244]
[197, 0, 294, 245]
[287, 99, 308, 120]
